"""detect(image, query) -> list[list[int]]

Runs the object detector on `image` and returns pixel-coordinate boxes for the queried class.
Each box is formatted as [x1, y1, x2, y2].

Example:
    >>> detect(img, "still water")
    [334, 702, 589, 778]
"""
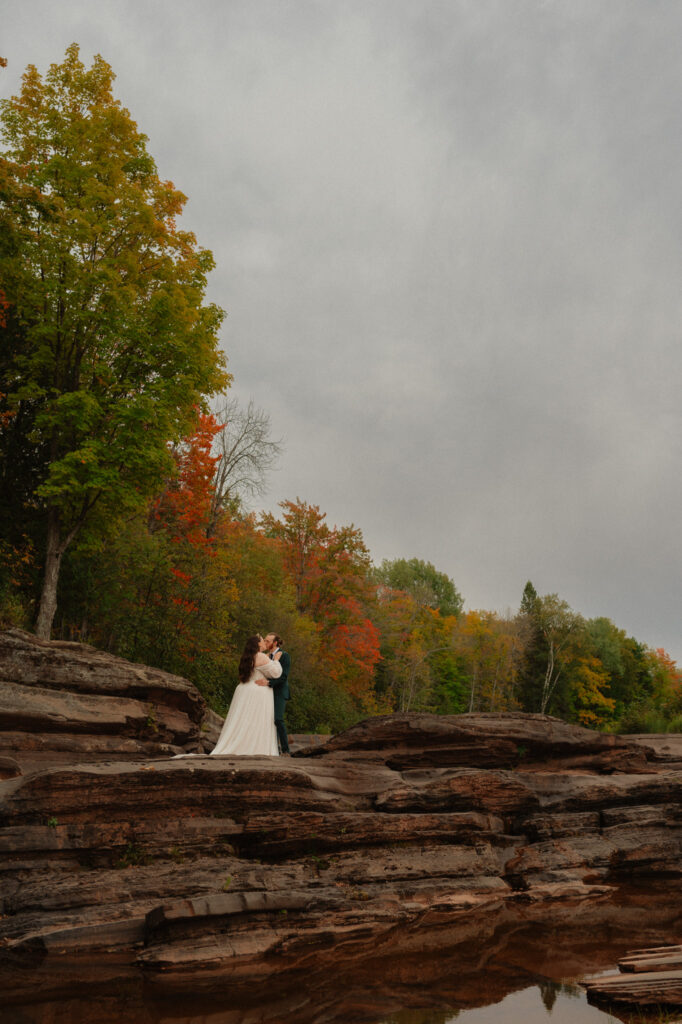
[0, 971, 672, 1024]
[5, 886, 681, 1024]
[380, 981, 626, 1023]
[3, 960, 668, 1024]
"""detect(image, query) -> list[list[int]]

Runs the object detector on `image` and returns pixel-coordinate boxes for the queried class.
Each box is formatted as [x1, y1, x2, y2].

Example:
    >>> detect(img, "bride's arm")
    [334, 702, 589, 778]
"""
[253, 654, 282, 686]
[258, 658, 283, 679]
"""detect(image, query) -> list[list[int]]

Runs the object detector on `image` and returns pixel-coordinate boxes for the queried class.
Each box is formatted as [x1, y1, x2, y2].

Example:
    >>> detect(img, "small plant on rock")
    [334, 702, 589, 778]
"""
[115, 842, 152, 869]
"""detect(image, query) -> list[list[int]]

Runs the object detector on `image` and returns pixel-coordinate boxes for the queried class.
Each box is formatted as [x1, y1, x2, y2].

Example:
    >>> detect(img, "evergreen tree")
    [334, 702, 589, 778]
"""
[517, 580, 546, 712]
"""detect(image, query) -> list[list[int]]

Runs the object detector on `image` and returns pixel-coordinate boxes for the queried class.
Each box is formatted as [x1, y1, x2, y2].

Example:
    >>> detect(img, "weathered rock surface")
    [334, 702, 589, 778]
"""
[300, 711, 657, 772]
[584, 944, 682, 1014]
[0, 629, 220, 771]
[628, 731, 682, 770]
[0, 631, 680, 1020]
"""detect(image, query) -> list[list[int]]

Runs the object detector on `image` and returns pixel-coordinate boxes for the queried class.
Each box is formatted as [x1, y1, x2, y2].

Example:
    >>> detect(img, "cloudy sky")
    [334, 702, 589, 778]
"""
[3, 1, 681, 662]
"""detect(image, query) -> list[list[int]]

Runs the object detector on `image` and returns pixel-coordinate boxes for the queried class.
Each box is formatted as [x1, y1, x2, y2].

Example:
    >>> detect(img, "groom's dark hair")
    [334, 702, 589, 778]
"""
[269, 633, 282, 647]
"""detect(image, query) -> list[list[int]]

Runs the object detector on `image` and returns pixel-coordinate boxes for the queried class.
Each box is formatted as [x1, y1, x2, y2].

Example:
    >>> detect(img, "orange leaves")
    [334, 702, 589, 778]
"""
[261, 498, 371, 618]
[0, 536, 36, 592]
[153, 409, 223, 549]
[325, 597, 381, 706]
[141, 410, 230, 661]
[261, 499, 379, 707]
[646, 646, 682, 703]
[0, 392, 16, 429]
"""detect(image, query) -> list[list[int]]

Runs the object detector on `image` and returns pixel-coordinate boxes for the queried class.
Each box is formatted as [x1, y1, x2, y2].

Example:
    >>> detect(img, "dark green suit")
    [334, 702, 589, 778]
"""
[268, 649, 290, 753]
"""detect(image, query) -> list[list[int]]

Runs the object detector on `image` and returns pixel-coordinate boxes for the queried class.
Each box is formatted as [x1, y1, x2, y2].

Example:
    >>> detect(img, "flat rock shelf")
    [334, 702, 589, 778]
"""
[584, 945, 682, 1015]
[1, 629, 681, 1020]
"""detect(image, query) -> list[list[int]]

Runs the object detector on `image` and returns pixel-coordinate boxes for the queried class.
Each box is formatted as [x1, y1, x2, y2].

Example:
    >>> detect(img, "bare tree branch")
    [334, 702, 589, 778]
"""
[208, 396, 283, 534]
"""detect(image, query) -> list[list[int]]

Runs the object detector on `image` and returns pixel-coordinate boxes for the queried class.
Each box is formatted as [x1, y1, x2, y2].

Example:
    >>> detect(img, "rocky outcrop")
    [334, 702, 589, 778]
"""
[0, 629, 220, 772]
[584, 944, 682, 1014]
[300, 710, 657, 773]
[0, 631, 681, 1020]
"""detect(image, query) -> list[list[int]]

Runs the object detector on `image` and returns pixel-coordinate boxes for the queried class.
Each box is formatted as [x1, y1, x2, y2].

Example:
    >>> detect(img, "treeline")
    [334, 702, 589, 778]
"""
[1, 48, 680, 735]
[1, 406, 680, 734]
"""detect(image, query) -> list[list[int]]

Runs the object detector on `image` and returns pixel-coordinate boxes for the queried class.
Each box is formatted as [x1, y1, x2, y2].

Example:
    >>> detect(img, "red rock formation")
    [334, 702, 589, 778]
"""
[584, 944, 682, 1015]
[0, 630, 681, 1020]
[0, 629, 220, 772]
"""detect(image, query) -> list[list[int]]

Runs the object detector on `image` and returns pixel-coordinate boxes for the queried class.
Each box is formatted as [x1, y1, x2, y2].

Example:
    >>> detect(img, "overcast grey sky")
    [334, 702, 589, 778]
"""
[2, 1, 681, 662]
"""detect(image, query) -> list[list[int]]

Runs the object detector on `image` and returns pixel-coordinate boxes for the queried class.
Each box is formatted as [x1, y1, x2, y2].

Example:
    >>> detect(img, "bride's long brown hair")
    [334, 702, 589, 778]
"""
[238, 635, 262, 682]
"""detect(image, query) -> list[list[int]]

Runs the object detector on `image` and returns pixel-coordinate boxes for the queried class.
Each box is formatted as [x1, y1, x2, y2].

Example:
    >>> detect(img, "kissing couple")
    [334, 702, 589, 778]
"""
[208, 632, 291, 757]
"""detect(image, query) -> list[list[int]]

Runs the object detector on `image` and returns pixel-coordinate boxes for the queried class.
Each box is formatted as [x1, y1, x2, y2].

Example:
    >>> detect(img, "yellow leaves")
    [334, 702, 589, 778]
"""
[571, 655, 616, 728]
[453, 610, 524, 713]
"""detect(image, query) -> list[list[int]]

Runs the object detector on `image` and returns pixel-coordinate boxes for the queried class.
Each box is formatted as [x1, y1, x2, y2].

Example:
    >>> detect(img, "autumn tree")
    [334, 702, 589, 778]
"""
[57, 412, 229, 683]
[585, 617, 651, 717]
[618, 647, 682, 731]
[260, 500, 330, 614]
[375, 557, 463, 617]
[454, 610, 524, 713]
[371, 557, 464, 712]
[152, 410, 224, 547]
[261, 499, 380, 708]
[374, 596, 456, 713]
[516, 586, 619, 724]
[566, 653, 615, 727]
[0, 46, 228, 637]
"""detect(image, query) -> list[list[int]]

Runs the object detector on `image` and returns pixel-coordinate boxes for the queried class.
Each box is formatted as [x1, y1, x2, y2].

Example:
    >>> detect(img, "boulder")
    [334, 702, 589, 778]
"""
[0, 629, 215, 771]
[300, 711, 654, 772]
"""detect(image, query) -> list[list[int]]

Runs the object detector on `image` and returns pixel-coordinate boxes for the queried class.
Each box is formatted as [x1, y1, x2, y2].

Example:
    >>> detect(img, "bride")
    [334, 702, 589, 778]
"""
[209, 635, 283, 756]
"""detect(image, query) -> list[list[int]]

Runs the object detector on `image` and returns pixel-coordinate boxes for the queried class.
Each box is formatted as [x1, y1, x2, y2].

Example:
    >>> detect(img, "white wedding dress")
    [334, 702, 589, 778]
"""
[209, 658, 282, 756]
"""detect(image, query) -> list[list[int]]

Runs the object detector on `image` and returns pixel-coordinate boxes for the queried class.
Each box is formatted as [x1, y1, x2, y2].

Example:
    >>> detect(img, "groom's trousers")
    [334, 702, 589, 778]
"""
[273, 690, 289, 753]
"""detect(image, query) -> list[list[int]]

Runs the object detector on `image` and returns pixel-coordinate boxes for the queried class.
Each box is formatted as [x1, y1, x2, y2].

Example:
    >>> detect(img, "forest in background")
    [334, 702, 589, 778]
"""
[1, 48, 680, 736]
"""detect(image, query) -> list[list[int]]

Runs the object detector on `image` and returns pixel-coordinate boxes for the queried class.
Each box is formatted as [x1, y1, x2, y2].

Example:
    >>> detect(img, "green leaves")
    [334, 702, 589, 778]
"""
[375, 557, 463, 618]
[0, 45, 229, 634]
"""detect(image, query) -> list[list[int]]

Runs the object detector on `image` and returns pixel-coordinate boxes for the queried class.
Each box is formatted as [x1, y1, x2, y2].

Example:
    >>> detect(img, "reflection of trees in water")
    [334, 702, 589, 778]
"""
[12, 886, 681, 1024]
[539, 978, 583, 1012]
[539, 981, 557, 1012]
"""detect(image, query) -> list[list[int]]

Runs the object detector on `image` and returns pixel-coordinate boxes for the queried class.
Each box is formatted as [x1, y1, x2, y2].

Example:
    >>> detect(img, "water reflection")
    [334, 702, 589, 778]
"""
[4, 885, 681, 1024]
[380, 981, 617, 1023]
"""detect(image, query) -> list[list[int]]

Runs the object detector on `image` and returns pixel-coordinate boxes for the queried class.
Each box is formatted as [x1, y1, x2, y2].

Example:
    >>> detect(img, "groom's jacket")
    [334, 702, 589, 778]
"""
[268, 650, 290, 702]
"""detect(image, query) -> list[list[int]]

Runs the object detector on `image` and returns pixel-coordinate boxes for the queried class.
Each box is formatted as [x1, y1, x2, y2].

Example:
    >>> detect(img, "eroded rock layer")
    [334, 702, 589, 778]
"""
[0, 631, 681, 1019]
[0, 629, 221, 773]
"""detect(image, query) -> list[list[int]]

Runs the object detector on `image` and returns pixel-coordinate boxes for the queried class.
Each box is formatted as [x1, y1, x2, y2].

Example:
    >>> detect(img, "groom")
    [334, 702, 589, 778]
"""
[265, 632, 290, 755]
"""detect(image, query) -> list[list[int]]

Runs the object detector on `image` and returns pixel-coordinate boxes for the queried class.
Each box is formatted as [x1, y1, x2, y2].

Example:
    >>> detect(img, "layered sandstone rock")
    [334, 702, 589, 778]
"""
[0, 630, 680, 1019]
[584, 944, 682, 1015]
[0, 629, 220, 772]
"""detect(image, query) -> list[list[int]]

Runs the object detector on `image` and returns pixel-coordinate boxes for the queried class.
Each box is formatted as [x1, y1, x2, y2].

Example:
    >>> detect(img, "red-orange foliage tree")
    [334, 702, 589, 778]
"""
[143, 411, 227, 659]
[152, 410, 224, 548]
[261, 499, 380, 708]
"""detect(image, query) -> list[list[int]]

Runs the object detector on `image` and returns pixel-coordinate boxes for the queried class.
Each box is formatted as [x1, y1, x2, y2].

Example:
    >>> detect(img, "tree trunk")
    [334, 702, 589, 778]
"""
[34, 510, 65, 639]
[468, 664, 477, 712]
[540, 640, 560, 714]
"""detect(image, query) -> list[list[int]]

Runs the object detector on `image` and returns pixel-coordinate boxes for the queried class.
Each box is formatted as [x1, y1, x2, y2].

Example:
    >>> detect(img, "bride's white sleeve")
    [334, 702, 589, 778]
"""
[257, 659, 282, 680]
